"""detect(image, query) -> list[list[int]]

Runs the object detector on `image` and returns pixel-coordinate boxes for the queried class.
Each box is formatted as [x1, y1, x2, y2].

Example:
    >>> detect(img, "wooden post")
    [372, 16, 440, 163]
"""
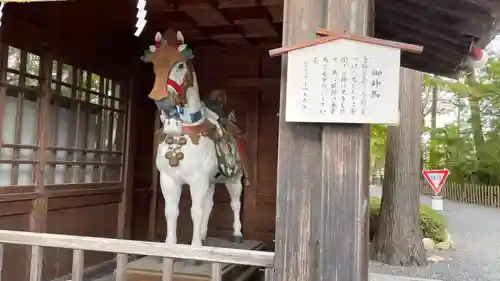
[275, 0, 372, 281]
[117, 76, 137, 240]
[148, 110, 161, 241]
[27, 51, 52, 280]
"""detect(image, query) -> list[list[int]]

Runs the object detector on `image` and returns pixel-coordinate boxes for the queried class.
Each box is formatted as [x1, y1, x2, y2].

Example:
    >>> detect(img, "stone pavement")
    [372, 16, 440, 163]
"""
[370, 185, 500, 281]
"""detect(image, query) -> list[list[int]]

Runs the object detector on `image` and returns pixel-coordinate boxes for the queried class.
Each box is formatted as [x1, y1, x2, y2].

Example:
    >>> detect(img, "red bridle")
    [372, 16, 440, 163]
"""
[167, 77, 185, 105]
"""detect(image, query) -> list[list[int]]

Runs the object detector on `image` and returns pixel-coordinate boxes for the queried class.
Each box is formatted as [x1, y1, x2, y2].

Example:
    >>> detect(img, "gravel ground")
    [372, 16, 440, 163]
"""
[369, 186, 500, 281]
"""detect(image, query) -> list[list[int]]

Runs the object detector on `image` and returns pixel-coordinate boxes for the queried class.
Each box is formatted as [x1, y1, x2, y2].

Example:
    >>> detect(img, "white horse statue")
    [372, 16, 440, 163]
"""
[142, 29, 250, 252]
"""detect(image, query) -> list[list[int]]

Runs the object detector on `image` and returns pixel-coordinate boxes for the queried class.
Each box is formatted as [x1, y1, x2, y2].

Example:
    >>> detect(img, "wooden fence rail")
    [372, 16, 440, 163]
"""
[0, 230, 275, 281]
[419, 180, 500, 208]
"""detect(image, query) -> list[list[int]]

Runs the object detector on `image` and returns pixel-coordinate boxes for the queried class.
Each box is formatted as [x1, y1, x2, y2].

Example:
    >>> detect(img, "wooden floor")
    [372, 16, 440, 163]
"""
[106, 237, 267, 281]
[125, 238, 264, 280]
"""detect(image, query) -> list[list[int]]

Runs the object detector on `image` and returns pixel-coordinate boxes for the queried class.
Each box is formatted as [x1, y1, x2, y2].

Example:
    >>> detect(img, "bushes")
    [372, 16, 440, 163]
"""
[369, 197, 447, 243]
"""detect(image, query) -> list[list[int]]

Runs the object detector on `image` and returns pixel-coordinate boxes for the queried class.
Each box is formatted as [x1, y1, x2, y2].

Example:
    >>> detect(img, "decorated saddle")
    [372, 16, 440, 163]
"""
[204, 90, 249, 185]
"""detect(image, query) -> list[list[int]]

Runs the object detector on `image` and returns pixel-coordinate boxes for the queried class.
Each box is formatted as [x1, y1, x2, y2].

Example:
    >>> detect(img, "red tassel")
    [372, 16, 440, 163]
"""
[473, 48, 483, 60]
[155, 41, 161, 48]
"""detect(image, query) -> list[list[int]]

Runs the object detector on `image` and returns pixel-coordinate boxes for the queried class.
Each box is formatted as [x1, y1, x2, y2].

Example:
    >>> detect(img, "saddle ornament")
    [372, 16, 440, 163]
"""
[164, 135, 188, 167]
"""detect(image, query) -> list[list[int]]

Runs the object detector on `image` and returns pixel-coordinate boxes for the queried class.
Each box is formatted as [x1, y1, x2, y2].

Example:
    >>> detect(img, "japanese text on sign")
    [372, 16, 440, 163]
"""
[284, 39, 400, 125]
[301, 55, 384, 117]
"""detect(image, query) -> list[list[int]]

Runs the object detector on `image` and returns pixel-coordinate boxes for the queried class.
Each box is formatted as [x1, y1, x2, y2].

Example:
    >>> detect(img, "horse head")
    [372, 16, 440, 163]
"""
[142, 29, 195, 111]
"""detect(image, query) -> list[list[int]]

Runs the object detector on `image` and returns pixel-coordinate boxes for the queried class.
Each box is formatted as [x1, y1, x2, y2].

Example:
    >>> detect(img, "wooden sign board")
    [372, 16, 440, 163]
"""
[285, 39, 400, 125]
[269, 30, 424, 126]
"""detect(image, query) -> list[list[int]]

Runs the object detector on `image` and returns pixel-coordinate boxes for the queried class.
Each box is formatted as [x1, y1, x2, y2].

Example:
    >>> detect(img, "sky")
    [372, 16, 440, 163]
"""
[425, 35, 500, 128]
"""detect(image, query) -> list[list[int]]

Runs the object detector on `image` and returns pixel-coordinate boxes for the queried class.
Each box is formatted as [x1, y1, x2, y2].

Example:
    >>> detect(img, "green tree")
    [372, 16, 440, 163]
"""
[370, 68, 427, 266]
[421, 51, 500, 184]
[370, 124, 387, 177]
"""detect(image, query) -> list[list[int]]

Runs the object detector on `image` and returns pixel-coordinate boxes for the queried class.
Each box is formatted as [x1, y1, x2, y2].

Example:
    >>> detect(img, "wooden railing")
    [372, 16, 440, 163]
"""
[0, 230, 275, 281]
[419, 180, 500, 208]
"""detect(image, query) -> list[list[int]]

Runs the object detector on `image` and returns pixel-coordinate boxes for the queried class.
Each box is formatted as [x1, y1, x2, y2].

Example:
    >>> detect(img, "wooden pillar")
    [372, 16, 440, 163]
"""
[148, 110, 161, 241]
[27, 51, 52, 281]
[117, 76, 137, 240]
[274, 0, 372, 281]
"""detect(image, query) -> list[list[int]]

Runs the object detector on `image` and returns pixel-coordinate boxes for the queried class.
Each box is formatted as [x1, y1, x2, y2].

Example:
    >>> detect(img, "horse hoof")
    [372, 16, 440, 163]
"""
[232, 235, 244, 243]
[185, 259, 203, 266]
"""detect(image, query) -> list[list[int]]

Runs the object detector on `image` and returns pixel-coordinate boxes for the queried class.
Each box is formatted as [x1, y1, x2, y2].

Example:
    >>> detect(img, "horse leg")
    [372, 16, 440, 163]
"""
[160, 173, 182, 245]
[226, 177, 243, 243]
[186, 175, 210, 266]
[189, 176, 209, 247]
[200, 184, 215, 244]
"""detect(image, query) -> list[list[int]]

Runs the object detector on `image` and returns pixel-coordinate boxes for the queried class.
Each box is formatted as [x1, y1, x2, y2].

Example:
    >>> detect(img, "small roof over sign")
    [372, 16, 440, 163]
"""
[269, 28, 424, 57]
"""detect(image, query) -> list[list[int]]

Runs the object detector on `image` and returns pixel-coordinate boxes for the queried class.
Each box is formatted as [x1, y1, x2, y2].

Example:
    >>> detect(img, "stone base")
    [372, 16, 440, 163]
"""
[121, 237, 265, 281]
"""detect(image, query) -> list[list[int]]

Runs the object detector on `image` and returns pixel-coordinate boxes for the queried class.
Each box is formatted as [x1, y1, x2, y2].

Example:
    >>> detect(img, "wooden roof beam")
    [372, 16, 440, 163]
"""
[391, 0, 494, 38]
[256, 0, 283, 38]
[179, 0, 251, 44]
[260, 0, 282, 5]
[146, 12, 198, 37]
[314, 29, 423, 52]
[217, 0, 258, 9]
[146, 0, 176, 11]
[376, 0, 491, 39]
[197, 25, 243, 37]
[148, 10, 199, 25]
[401, 55, 459, 79]
[211, 33, 249, 45]
[2, 12, 132, 79]
[198, 24, 280, 44]
[402, 52, 459, 73]
[235, 18, 278, 40]
[476, 10, 500, 48]
[165, 24, 270, 45]
[264, 4, 283, 23]
[375, 1, 470, 46]
[197, 77, 279, 89]
[376, 25, 465, 65]
[218, 5, 270, 20]
[188, 38, 223, 47]
[180, 5, 230, 26]
[398, 0, 493, 23]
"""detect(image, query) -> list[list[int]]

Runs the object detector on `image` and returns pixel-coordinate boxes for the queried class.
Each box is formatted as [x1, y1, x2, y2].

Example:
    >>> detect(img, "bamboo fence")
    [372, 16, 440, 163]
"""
[419, 180, 500, 208]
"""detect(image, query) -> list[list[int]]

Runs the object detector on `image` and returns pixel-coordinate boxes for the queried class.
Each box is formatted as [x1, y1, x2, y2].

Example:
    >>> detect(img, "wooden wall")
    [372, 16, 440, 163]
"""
[253, 51, 280, 246]
[130, 46, 281, 247]
[0, 8, 134, 281]
[129, 64, 156, 241]
[0, 195, 31, 281]
[0, 6, 282, 281]
[43, 187, 122, 280]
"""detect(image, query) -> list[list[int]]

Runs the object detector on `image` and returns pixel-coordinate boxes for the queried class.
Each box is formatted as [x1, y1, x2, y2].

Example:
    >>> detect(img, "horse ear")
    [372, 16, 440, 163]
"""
[176, 31, 185, 44]
[155, 32, 162, 42]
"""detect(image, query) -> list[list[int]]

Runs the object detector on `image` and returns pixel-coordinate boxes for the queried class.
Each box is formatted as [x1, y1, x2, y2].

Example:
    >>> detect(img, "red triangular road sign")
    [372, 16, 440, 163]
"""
[422, 169, 449, 194]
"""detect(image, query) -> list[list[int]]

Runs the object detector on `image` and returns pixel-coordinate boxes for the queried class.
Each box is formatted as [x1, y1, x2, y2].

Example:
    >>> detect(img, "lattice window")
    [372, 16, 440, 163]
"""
[0, 44, 127, 187]
[0, 46, 41, 186]
[46, 61, 127, 184]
